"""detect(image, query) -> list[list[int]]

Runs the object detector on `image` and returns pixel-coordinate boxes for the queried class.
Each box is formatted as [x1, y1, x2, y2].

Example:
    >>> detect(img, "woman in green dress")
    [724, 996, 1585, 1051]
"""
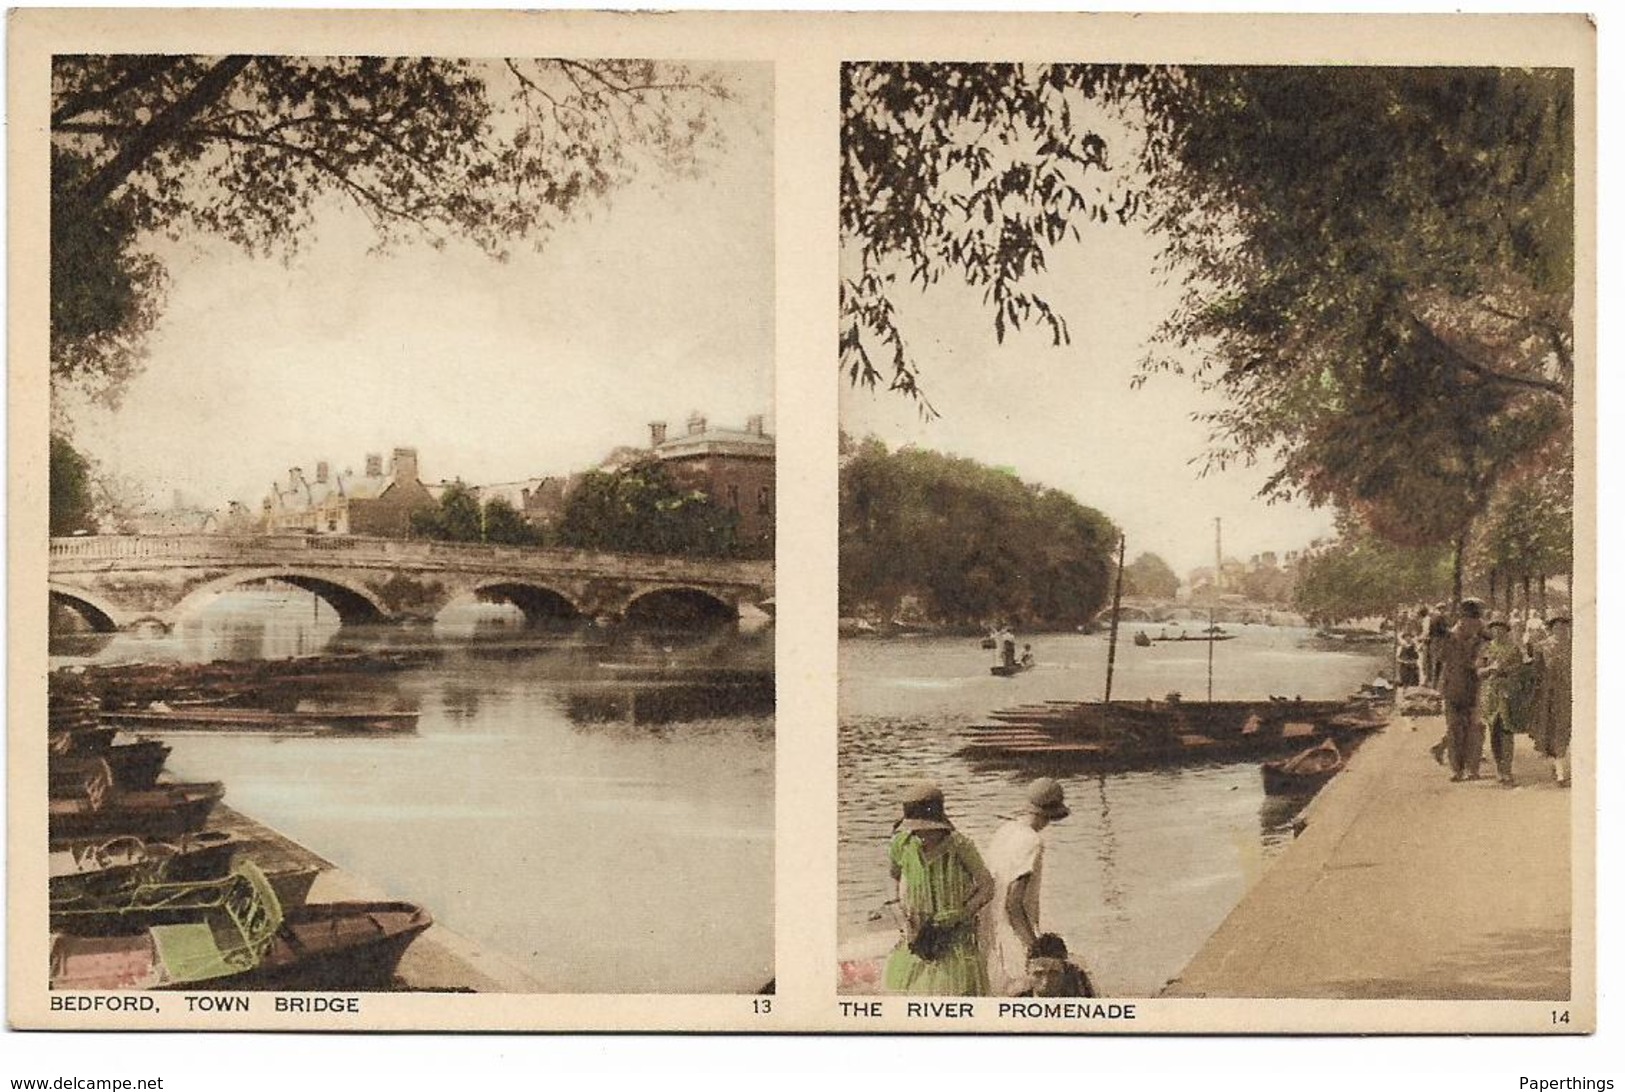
[884, 781, 994, 996]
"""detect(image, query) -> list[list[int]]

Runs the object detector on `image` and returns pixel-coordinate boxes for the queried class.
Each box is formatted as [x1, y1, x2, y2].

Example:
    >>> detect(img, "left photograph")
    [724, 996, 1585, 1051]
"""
[45, 56, 775, 994]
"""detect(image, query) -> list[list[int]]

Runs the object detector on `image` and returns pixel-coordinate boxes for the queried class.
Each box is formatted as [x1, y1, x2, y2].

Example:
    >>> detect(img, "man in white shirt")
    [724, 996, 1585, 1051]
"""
[979, 777, 1070, 995]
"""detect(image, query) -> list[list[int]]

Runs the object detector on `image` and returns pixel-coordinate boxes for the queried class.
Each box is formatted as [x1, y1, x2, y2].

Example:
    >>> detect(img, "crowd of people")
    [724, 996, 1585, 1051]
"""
[881, 778, 1095, 998]
[1397, 599, 1572, 787]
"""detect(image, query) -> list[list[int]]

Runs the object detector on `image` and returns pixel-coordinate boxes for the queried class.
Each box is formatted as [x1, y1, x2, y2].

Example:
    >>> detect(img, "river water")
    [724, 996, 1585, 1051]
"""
[51, 589, 774, 994]
[838, 624, 1387, 996]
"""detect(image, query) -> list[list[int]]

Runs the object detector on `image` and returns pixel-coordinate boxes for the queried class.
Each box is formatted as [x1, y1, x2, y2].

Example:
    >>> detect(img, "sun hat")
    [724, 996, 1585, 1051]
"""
[1025, 777, 1070, 821]
[898, 780, 953, 833]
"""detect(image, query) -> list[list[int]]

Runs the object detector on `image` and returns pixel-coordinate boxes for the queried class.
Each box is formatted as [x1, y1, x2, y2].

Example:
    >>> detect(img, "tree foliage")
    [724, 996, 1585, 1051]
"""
[481, 496, 544, 547]
[840, 65, 1574, 600]
[1292, 519, 1454, 625]
[49, 432, 96, 535]
[1122, 551, 1179, 599]
[840, 62, 1174, 407]
[555, 458, 739, 559]
[410, 481, 484, 543]
[839, 437, 1118, 628]
[1143, 68, 1572, 522]
[51, 55, 729, 403]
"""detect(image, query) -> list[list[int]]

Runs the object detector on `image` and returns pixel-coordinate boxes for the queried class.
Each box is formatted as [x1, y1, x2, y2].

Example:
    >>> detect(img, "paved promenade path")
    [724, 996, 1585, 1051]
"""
[1164, 714, 1572, 1000]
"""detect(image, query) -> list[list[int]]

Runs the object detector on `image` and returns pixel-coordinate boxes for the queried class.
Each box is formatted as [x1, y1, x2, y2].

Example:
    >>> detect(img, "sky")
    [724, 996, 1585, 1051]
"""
[66, 62, 774, 512]
[841, 213, 1338, 580]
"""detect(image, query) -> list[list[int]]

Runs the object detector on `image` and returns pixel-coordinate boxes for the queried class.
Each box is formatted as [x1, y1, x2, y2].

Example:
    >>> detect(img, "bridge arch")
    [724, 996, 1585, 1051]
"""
[48, 584, 122, 633]
[623, 586, 738, 627]
[170, 569, 391, 628]
[471, 581, 584, 624]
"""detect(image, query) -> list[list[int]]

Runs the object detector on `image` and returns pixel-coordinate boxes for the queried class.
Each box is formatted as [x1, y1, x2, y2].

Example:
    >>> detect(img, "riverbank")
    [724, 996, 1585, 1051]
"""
[213, 804, 545, 993]
[1162, 713, 1571, 999]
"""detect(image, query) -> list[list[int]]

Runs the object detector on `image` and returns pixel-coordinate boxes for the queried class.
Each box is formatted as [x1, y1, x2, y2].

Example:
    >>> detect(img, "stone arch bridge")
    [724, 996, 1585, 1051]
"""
[49, 534, 775, 633]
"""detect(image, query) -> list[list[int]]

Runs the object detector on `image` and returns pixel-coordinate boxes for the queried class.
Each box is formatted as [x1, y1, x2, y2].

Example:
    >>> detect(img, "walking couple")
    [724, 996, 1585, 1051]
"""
[883, 777, 1093, 998]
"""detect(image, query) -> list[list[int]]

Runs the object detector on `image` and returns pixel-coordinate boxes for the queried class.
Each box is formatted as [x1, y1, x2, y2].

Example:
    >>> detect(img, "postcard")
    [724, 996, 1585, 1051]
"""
[7, 8, 1595, 1034]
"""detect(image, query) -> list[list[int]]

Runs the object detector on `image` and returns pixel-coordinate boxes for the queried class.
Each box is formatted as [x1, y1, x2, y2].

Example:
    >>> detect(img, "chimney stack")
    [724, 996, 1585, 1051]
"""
[288, 467, 304, 492]
[746, 414, 765, 437]
[316, 461, 329, 484]
[650, 421, 668, 447]
[391, 447, 419, 483]
[687, 411, 706, 436]
[365, 453, 383, 478]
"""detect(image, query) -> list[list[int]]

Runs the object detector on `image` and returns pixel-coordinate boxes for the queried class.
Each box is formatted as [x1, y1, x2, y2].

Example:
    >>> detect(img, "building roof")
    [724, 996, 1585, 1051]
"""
[654, 426, 775, 461]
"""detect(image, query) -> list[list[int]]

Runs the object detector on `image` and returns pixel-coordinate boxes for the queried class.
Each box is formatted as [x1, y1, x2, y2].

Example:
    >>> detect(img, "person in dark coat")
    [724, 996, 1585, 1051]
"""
[1529, 615, 1573, 786]
[1435, 599, 1489, 782]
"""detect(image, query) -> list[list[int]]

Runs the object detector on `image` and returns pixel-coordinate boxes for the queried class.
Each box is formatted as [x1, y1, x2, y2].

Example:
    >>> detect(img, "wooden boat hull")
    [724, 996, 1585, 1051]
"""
[1261, 741, 1347, 795]
[100, 708, 419, 735]
[50, 901, 432, 992]
[960, 698, 1386, 772]
[50, 740, 172, 795]
[48, 783, 226, 843]
[989, 664, 1033, 677]
[199, 902, 433, 991]
[1261, 763, 1340, 795]
[50, 831, 243, 910]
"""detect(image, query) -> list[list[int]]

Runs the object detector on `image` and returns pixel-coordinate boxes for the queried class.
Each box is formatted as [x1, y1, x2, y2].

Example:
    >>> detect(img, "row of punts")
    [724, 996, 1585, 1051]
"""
[958, 695, 1389, 773]
[46, 676, 433, 991]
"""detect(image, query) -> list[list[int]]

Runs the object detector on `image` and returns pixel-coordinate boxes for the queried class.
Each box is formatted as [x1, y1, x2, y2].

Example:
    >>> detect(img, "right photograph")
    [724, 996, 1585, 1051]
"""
[836, 63, 1577, 1002]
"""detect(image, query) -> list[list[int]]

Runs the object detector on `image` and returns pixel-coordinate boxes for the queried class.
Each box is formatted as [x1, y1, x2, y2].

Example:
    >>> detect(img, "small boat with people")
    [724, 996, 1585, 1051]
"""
[989, 661, 1034, 677]
[1261, 738, 1347, 795]
[1152, 625, 1236, 643]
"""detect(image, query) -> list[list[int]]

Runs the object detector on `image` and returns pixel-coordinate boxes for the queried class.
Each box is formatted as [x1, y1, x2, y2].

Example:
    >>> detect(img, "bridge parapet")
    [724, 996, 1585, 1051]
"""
[50, 534, 773, 586]
[49, 535, 773, 632]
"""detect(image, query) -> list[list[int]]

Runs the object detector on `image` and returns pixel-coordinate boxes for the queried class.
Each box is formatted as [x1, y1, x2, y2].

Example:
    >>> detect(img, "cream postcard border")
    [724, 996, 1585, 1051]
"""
[6, 8, 1597, 1033]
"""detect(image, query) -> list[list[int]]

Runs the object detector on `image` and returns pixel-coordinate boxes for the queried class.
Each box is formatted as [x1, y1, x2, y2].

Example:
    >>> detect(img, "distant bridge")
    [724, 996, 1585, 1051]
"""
[48, 534, 775, 633]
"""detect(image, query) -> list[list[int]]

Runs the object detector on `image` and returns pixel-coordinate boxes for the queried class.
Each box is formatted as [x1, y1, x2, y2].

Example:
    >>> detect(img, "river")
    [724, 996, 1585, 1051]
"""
[838, 623, 1388, 996]
[51, 588, 774, 994]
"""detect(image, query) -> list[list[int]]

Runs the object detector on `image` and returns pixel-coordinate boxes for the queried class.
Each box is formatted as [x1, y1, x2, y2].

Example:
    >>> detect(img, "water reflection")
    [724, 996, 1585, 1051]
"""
[50, 585, 774, 994]
[839, 627, 1383, 996]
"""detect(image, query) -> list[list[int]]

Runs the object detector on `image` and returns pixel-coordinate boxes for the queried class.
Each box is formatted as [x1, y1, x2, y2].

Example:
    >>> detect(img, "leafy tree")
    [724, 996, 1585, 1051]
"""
[555, 458, 738, 559]
[1122, 551, 1179, 599]
[482, 496, 544, 547]
[49, 432, 96, 535]
[51, 55, 730, 404]
[839, 438, 1118, 628]
[1141, 67, 1573, 599]
[1292, 518, 1453, 625]
[841, 65, 1574, 602]
[411, 481, 484, 543]
[1468, 456, 1572, 608]
[840, 62, 1173, 407]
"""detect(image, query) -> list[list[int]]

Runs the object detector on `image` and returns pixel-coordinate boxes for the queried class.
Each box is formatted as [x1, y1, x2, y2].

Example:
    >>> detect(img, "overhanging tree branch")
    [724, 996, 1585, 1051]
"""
[74, 55, 254, 211]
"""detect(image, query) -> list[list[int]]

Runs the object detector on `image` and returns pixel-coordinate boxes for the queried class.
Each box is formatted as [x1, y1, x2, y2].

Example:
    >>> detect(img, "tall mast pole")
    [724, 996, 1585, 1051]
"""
[1104, 533, 1127, 704]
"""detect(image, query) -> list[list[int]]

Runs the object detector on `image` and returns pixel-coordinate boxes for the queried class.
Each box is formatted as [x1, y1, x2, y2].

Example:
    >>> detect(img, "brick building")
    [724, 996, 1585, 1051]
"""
[645, 412, 775, 555]
[262, 447, 435, 537]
